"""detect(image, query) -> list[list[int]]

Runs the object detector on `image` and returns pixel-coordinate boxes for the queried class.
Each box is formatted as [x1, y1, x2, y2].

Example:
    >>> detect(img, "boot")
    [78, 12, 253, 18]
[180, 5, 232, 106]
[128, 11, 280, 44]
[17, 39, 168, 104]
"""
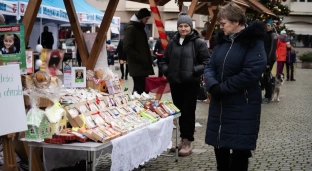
[178, 139, 192, 156]
[170, 139, 182, 152]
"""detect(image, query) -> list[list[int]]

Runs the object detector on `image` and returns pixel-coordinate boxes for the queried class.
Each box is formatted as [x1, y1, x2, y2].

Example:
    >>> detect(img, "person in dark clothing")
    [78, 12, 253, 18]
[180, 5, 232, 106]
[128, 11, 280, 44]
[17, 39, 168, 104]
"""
[153, 37, 166, 77]
[285, 42, 296, 81]
[262, 20, 278, 103]
[115, 38, 129, 80]
[160, 12, 209, 156]
[123, 8, 154, 94]
[204, 2, 266, 170]
[38, 26, 54, 49]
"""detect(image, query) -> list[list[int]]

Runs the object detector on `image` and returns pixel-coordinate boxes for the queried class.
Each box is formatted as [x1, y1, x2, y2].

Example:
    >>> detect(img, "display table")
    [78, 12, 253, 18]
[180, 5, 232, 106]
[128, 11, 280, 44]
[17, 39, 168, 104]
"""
[26, 114, 181, 171]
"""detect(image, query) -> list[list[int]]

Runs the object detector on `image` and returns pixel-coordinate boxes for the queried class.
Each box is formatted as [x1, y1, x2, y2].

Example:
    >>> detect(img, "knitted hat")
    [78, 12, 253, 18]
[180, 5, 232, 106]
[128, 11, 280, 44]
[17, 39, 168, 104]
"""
[0, 13, 5, 25]
[266, 19, 273, 26]
[136, 8, 151, 20]
[177, 12, 193, 28]
[280, 30, 286, 34]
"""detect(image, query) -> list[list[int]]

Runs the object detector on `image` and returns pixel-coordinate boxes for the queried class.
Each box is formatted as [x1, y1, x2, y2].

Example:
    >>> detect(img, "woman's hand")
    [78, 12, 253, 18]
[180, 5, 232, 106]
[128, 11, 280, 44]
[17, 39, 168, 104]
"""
[119, 60, 124, 64]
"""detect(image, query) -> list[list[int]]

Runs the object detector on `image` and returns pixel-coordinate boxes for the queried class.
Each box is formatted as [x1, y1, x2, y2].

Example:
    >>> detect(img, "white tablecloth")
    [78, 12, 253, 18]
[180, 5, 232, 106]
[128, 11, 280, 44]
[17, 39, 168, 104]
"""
[42, 116, 174, 171]
[111, 116, 174, 171]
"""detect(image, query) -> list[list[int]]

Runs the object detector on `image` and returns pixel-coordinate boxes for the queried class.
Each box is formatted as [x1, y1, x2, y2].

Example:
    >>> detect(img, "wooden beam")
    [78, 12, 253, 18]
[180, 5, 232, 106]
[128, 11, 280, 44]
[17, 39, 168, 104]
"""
[87, 0, 119, 70]
[195, 2, 207, 11]
[208, 6, 217, 19]
[22, 0, 42, 44]
[64, 0, 89, 66]
[188, 0, 199, 17]
[205, 9, 218, 40]
[239, 5, 247, 12]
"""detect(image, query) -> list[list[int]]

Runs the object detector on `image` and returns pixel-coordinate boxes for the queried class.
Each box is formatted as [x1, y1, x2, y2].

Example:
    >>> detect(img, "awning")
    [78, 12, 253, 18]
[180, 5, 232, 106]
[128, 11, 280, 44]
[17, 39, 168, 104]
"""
[284, 23, 312, 35]
[111, 27, 120, 34]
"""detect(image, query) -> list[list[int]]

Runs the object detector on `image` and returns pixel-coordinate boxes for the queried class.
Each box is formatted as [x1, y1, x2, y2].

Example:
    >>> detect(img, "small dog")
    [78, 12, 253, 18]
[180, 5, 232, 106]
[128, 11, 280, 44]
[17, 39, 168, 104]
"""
[272, 73, 284, 102]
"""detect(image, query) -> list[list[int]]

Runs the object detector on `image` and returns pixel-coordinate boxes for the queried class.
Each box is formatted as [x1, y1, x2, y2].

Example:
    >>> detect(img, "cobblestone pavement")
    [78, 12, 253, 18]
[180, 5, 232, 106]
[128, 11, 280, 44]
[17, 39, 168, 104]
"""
[97, 66, 312, 171]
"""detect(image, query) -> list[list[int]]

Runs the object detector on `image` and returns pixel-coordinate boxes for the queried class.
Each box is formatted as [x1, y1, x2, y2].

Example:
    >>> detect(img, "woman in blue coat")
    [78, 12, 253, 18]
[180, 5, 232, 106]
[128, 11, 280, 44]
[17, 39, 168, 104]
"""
[204, 2, 267, 171]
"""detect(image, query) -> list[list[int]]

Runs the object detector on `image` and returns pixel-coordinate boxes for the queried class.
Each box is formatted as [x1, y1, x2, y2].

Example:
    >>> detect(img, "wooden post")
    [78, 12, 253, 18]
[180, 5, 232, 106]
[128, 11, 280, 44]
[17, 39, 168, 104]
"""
[87, 0, 119, 70]
[64, 0, 89, 66]
[149, 0, 168, 50]
[188, 0, 199, 17]
[0, 134, 18, 171]
[22, 0, 42, 44]
[205, 7, 218, 40]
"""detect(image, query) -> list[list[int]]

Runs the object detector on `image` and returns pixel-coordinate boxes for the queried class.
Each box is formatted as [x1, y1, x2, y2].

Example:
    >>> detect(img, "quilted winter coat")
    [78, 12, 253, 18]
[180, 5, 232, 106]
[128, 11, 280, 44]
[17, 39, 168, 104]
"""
[204, 21, 267, 150]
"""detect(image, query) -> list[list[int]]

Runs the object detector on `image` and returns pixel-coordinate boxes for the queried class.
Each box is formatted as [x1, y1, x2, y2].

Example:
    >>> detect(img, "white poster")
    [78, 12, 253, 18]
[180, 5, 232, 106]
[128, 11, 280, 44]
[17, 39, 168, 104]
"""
[83, 33, 108, 70]
[63, 67, 72, 88]
[71, 67, 86, 88]
[0, 65, 27, 136]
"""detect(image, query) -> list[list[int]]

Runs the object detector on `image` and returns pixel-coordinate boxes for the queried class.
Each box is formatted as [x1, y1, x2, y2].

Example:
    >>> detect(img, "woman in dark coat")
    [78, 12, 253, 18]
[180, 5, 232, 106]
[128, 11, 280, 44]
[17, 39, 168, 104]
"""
[160, 12, 209, 156]
[204, 2, 267, 170]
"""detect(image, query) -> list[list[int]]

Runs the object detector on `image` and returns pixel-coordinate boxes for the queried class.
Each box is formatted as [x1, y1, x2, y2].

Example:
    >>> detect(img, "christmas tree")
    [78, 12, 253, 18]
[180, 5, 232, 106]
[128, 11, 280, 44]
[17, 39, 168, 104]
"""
[246, 0, 295, 36]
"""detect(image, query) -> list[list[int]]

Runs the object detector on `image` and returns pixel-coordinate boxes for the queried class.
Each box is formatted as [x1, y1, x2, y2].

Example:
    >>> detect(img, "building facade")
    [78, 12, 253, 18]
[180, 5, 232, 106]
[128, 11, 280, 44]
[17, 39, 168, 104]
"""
[86, 0, 207, 40]
[282, 0, 312, 50]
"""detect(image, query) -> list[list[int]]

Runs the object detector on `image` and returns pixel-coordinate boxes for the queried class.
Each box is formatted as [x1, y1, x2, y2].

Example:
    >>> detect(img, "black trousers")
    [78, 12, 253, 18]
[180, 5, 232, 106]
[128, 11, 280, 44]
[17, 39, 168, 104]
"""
[263, 61, 275, 99]
[286, 62, 294, 80]
[132, 76, 148, 94]
[214, 148, 251, 171]
[170, 83, 200, 141]
[157, 56, 163, 77]
[120, 63, 129, 79]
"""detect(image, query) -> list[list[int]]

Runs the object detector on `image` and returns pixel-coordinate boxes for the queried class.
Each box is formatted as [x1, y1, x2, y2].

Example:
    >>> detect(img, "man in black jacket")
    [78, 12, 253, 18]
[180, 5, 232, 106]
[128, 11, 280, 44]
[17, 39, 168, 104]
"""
[263, 20, 278, 103]
[153, 37, 167, 77]
[123, 8, 154, 94]
[38, 26, 54, 49]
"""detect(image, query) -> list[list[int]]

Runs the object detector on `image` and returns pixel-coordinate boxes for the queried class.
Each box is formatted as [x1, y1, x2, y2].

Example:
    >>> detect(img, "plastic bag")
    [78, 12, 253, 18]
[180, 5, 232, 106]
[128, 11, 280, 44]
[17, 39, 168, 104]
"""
[25, 91, 45, 127]
[44, 77, 65, 124]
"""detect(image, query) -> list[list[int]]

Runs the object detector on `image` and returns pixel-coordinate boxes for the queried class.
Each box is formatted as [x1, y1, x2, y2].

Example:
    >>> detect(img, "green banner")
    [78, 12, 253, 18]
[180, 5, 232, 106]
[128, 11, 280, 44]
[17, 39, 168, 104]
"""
[0, 24, 26, 74]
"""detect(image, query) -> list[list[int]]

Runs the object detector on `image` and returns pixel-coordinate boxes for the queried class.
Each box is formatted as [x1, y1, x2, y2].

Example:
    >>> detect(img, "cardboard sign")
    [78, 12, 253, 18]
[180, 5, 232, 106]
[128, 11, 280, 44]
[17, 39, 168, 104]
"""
[71, 67, 86, 88]
[0, 65, 27, 136]
[40, 49, 65, 76]
[0, 25, 27, 74]
[26, 50, 34, 74]
[63, 66, 72, 88]
[83, 33, 108, 70]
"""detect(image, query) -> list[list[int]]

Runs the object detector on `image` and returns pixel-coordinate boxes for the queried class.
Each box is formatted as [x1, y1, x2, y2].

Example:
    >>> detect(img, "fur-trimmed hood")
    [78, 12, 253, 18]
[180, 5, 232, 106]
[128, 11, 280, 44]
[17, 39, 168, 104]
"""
[215, 21, 266, 46]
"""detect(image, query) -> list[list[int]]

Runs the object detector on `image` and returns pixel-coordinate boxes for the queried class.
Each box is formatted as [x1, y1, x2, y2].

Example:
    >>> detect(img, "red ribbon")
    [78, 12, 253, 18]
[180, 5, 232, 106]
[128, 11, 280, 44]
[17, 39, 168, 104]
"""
[91, 111, 100, 115]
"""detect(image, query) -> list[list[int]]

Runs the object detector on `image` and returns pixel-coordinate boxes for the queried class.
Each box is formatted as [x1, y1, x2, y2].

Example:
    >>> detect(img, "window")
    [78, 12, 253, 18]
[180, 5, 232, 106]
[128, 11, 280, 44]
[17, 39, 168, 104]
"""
[308, 0, 312, 2]
[59, 126, 62, 132]
[30, 128, 35, 135]
[299, 0, 305, 2]
[290, 34, 312, 47]
[45, 128, 49, 134]
[120, 23, 125, 39]
[145, 24, 153, 39]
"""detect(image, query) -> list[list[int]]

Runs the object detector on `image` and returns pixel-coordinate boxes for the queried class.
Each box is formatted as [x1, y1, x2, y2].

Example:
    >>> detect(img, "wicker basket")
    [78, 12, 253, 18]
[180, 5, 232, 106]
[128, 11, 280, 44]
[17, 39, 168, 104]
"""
[86, 80, 101, 91]
[23, 95, 54, 108]
[21, 75, 35, 88]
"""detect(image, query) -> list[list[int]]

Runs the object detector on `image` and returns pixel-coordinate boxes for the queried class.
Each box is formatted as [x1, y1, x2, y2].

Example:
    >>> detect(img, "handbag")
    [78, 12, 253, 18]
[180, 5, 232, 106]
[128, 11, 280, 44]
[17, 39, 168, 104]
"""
[198, 79, 208, 100]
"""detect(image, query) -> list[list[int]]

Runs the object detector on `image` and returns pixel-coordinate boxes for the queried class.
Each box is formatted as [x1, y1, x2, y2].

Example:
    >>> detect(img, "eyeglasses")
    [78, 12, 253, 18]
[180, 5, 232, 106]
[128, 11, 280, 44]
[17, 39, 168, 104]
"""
[219, 22, 226, 27]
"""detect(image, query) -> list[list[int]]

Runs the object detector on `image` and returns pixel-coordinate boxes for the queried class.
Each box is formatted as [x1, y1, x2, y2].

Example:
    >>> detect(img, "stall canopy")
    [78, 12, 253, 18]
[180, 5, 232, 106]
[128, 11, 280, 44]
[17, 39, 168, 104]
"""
[0, 0, 120, 26]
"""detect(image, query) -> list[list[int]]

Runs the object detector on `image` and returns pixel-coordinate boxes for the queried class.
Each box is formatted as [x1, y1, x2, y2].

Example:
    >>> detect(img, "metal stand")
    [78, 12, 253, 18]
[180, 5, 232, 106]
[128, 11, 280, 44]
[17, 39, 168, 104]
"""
[161, 115, 180, 162]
